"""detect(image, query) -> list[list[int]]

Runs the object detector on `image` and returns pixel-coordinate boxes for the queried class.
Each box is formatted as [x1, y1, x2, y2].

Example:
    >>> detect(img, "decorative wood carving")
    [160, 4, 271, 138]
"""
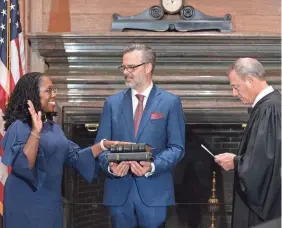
[112, 4, 232, 32]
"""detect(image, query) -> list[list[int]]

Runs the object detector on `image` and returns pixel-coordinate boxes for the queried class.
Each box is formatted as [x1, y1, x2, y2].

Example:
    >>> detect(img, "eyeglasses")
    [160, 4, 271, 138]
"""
[40, 88, 57, 94]
[118, 62, 148, 73]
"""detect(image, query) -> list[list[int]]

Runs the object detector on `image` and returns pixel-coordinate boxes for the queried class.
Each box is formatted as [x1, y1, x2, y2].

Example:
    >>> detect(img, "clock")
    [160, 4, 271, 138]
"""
[161, 0, 184, 14]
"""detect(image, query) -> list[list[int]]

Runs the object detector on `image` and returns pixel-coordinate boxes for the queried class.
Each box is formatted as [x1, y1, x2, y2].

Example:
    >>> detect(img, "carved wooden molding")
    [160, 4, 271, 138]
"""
[28, 33, 281, 123]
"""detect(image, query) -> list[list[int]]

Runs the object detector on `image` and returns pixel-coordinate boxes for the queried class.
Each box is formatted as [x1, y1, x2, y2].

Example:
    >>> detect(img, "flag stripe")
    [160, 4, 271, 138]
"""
[18, 33, 25, 74]
[11, 39, 21, 84]
[0, 108, 4, 138]
[0, 61, 8, 95]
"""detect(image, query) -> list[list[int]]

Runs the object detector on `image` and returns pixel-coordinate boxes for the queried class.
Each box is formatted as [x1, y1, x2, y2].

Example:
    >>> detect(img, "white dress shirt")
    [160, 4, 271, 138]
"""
[131, 82, 153, 115]
[252, 86, 274, 108]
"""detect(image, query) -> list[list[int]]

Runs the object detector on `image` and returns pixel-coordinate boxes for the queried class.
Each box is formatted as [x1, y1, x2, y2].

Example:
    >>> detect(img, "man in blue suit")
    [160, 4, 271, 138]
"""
[95, 43, 185, 228]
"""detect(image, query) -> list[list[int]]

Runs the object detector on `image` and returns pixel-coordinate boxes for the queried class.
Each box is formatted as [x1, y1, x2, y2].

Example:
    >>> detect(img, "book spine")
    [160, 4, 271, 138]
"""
[106, 152, 152, 162]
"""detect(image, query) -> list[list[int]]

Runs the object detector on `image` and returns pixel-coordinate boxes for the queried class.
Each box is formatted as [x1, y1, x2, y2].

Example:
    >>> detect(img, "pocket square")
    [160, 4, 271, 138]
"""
[150, 112, 164, 120]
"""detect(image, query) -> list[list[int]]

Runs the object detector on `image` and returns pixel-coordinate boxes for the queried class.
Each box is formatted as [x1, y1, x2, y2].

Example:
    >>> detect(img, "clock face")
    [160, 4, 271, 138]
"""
[161, 0, 183, 14]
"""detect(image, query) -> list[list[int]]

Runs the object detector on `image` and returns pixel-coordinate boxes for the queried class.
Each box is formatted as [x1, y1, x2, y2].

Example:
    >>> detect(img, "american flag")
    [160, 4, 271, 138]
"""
[0, 0, 25, 218]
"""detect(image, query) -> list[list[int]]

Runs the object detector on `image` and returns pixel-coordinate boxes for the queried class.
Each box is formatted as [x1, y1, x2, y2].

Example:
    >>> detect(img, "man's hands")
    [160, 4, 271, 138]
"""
[214, 153, 236, 171]
[109, 162, 130, 177]
[109, 161, 152, 177]
[130, 161, 152, 176]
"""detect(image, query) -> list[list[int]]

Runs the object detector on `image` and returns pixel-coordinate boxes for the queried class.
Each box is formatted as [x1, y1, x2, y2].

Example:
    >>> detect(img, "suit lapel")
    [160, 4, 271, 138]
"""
[121, 89, 134, 140]
[136, 85, 162, 141]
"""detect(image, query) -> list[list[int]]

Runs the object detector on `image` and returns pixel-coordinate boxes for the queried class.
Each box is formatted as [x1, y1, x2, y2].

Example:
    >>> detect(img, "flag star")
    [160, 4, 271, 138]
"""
[15, 21, 19, 28]
[0, 24, 5, 30]
[10, 3, 15, 10]
[1, 9, 7, 16]
[0, 38, 4, 44]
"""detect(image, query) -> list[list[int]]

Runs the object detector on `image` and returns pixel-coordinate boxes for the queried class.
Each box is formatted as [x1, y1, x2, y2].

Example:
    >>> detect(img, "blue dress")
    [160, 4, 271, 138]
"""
[1, 120, 99, 228]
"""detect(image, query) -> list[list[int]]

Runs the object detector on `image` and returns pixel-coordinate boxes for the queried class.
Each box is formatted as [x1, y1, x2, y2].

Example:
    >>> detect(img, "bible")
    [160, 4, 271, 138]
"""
[106, 143, 153, 162]
[106, 152, 152, 162]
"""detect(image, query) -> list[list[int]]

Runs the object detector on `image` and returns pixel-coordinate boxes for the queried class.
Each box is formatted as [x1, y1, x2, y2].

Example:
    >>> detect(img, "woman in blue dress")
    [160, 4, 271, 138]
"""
[1, 72, 127, 228]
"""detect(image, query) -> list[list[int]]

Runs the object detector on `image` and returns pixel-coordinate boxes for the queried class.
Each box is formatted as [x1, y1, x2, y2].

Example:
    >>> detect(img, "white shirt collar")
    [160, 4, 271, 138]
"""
[252, 86, 274, 108]
[131, 82, 153, 98]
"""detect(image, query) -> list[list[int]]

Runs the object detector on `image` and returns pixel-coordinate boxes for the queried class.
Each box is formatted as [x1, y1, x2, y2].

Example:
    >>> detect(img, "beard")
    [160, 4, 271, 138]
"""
[124, 75, 138, 89]
[125, 80, 137, 89]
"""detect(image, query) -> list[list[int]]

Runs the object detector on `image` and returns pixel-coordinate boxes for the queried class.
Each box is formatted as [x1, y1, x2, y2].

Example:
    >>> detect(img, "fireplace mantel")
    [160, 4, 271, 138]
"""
[28, 33, 281, 124]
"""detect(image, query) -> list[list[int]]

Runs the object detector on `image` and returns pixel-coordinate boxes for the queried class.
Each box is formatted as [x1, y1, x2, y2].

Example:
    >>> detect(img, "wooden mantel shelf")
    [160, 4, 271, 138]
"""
[28, 33, 281, 124]
[28, 31, 280, 36]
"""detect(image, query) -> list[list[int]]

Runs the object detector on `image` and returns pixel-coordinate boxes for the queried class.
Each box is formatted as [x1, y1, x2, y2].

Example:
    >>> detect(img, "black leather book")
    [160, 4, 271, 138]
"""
[106, 143, 153, 162]
[109, 143, 152, 153]
[106, 152, 153, 162]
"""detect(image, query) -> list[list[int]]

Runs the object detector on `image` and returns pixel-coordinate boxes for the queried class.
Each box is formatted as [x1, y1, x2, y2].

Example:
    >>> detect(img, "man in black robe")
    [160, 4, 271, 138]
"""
[214, 58, 281, 228]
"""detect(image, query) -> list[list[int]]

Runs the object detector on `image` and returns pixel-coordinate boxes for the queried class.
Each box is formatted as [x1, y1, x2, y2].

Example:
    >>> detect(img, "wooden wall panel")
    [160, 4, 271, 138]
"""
[37, 0, 280, 34]
[47, 0, 71, 32]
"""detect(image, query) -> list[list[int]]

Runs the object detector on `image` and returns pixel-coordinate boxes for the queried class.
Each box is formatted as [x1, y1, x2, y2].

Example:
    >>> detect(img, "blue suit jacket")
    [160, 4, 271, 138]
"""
[95, 85, 185, 206]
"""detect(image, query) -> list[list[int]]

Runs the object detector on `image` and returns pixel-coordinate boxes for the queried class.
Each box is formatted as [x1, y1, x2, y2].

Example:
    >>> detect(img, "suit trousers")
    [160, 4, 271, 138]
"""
[109, 179, 167, 228]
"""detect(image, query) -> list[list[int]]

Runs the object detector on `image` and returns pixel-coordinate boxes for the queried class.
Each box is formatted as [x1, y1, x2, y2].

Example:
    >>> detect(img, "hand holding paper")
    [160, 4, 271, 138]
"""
[214, 153, 235, 171]
[201, 144, 235, 170]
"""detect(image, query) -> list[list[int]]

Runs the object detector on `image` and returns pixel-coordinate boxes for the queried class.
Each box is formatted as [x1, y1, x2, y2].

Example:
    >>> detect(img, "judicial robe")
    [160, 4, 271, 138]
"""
[232, 90, 281, 228]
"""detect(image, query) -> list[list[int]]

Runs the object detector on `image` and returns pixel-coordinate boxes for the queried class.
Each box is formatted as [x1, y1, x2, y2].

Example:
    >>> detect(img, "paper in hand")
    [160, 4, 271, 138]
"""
[201, 144, 215, 158]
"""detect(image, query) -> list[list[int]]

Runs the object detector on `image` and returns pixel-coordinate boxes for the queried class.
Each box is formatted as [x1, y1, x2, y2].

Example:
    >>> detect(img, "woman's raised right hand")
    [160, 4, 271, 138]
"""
[27, 100, 43, 134]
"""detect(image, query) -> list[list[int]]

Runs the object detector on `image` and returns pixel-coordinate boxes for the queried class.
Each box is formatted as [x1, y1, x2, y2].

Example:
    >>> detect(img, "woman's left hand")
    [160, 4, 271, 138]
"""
[103, 140, 132, 150]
